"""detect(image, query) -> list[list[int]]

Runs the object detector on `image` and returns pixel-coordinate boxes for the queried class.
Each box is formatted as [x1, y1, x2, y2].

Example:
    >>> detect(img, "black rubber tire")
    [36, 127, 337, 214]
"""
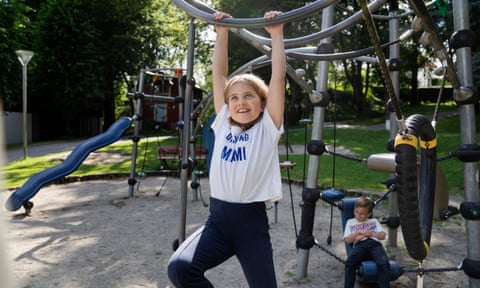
[395, 114, 437, 262]
[395, 140, 427, 261]
[407, 115, 437, 244]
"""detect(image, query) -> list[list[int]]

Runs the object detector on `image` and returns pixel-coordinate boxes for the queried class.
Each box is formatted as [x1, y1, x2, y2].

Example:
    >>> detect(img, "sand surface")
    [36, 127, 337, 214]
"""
[1, 174, 470, 288]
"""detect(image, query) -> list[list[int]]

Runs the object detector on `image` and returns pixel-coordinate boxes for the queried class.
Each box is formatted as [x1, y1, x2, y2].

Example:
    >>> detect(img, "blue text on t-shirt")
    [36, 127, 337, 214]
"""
[222, 132, 249, 162]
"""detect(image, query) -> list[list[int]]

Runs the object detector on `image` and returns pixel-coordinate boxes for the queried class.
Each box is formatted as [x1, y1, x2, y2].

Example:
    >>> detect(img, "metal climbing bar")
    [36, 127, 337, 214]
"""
[174, 0, 336, 28]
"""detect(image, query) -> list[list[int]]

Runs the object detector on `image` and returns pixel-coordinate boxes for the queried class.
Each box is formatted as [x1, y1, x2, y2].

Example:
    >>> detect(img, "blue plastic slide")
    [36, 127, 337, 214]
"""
[5, 117, 132, 212]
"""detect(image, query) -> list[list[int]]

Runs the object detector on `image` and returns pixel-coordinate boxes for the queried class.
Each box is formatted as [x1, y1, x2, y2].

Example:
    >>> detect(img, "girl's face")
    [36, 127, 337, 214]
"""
[354, 207, 371, 222]
[226, 82, 263, 124]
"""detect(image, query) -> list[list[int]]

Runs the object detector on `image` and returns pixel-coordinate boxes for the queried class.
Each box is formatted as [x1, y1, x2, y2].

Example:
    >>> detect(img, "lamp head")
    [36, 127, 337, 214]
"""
[15, 50, 34, 66]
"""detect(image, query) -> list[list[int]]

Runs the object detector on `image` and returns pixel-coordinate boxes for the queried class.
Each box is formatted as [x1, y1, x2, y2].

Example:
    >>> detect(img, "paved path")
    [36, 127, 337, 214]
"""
[4, 136, 138, 164]
[5, 140, 88, 163]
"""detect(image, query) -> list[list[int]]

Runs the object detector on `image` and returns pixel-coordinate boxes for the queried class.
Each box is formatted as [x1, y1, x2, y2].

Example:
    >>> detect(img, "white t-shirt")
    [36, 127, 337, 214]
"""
[209, 105, 284, 203]
[344, 218, 385, 243]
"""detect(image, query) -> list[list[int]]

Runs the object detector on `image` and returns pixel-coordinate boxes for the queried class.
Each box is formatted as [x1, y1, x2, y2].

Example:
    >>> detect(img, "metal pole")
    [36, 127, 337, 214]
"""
[127, 69, 145, 198]
[387, 0, 399, 248]
[295, 4, 335, 280]
[178, 17, 196, 244]
[22, 65, 28, 159]
[452, 0, 480, 287]
[15, 50, 34, 160]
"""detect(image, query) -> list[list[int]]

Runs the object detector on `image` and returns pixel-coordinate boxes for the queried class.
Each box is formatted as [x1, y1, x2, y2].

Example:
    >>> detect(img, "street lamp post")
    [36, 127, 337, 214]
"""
[15, 50, 34, 159]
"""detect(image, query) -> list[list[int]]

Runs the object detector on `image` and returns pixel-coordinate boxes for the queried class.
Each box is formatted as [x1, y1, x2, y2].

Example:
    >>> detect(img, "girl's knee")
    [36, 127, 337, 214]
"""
[167, 258, 208, 287]
[168, 258, 194, 286]
[167, 258, 183, 286]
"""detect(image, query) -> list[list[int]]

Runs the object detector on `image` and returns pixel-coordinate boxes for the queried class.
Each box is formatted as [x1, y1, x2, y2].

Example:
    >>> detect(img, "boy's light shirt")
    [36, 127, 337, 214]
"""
[209, 105, 284, 203]
[344, 218, 385, 243]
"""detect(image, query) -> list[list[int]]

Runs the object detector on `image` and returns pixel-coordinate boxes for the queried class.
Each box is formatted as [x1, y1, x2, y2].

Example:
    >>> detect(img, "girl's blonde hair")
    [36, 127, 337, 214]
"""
[224, 74, 268, 106]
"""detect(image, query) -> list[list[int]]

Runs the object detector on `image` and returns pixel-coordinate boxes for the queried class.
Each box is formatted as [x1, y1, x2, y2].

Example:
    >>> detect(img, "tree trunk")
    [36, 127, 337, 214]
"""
[351, 62, 365, 118]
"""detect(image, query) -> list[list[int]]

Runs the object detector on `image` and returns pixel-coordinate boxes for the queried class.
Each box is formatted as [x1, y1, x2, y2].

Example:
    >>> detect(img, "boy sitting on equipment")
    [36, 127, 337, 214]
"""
[344, 196, 390, 288]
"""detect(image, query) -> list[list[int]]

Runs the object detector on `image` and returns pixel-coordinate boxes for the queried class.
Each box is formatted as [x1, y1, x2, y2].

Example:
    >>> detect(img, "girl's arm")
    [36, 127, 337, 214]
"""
[212, 12, 232, 114]
[264, 11, 286, 129]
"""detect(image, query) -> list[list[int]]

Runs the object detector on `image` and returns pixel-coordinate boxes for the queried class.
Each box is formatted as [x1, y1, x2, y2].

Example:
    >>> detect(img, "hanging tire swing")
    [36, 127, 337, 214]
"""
[394, 114, 437, 262]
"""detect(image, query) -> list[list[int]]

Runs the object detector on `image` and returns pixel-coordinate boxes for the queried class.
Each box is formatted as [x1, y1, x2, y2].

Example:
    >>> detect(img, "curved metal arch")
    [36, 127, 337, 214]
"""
[230, 0, 388, 48]
[284, 29, 413, 61]
[174, 0, 337, 28]
[179, 0, 389, 48]
[372, 9, 414, 20]
[287, 47, 376, 61]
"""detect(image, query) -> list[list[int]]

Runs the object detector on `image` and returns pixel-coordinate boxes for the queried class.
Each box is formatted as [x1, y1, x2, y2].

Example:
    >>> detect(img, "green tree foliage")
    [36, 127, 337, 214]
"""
[335, 0, 375, 118]
[31, 0, 160, 136]
[31, 0, 103, 137]
[0, 0, 31, 111]
[28, 0, 201, 138]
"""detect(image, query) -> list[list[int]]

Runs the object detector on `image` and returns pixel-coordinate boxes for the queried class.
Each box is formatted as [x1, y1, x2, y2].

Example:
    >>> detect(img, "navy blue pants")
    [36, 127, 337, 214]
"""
[344, 238, 390, 288]
[167, 197, 277, 287]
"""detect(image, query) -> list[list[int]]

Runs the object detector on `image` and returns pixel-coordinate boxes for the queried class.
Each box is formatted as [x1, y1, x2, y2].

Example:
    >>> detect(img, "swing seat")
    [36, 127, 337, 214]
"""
[321, 188, 345, 203]
[339, 198, 402, 283]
